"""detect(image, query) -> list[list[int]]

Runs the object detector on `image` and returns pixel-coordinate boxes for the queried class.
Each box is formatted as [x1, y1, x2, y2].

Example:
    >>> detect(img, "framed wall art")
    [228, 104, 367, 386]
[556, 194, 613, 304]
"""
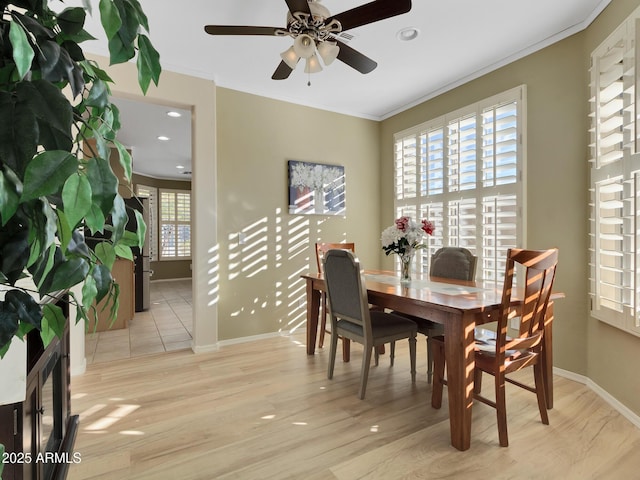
[288, 160, 346, 216]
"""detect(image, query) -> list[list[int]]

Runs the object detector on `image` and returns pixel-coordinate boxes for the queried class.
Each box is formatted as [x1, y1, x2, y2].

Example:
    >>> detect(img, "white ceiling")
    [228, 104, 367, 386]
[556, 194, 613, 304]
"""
[73, 0, 611, 180]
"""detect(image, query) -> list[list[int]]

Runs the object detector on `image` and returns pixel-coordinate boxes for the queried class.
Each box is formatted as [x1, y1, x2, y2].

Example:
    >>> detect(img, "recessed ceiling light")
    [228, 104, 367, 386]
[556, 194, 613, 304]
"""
[167, 111, 182, 118]
[176, 165, 185, 169]
[157, 135, 170, 141]
[397, 27, 420, 42]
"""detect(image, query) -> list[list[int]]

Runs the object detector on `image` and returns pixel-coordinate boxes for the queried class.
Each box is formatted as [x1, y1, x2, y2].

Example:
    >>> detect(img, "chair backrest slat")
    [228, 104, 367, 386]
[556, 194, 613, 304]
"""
[496, 248, 558, 358]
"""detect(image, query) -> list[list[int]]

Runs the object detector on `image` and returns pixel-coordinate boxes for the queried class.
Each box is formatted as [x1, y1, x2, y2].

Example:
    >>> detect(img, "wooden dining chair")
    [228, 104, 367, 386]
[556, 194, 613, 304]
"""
[431, 248, 559, 447]
[323, 249, 417, 399]
[396, 247, 477, 383]
[315, 242, 355, 352]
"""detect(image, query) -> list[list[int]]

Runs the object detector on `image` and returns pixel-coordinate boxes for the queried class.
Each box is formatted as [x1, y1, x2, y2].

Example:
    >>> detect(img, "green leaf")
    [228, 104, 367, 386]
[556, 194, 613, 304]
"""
[0, 170, 20, 227]
[114, 243, 133, 260]
[55, 209, 73, 253]
[57, 7, 86, 36]
[0, 90, 38, 174]
[85, 157, 118, 216]
[113, 140, 132, 181]
[42, 303, 66, 338]
[18, 80, 74, 153]
[82, 274, 98, 310]
[4, 289, 42, 329]
[39, 317, 56, 347]
[31, 244, 56, 290]
[21, 150, 78, 201]
[133, 209, 145, 249]
[48, 257, 90, 292]
[99, 0, 123, 40]
[110, 195, 127, 244]
[0, 215, 31, 285]
[66, 230, 91, 258]
[84, 202, 106, 234]
[85, 78, 110, 109]
[94, 241, 116, 270]
[9, 17, 36, 80]
[126, 0, 149, 32]
[62, 173, 92, 229]
[92, 264, 112, 303]
[136, 34, 161, 94]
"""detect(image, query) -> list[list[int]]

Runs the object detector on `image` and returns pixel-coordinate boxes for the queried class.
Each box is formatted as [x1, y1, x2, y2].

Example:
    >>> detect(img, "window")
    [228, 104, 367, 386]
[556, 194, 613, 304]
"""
[589, 6, 640, 336]
[159, 189, 191, 260]
[136, 184, 158, 261]
[393, 86, 525, 284]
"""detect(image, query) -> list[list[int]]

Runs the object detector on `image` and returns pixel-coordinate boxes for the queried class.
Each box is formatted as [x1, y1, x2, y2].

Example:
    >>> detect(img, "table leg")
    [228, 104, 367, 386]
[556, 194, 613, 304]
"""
[542, 301, 554, 408]
[444, 311, 475, 451]
[306, 281, 320, 355]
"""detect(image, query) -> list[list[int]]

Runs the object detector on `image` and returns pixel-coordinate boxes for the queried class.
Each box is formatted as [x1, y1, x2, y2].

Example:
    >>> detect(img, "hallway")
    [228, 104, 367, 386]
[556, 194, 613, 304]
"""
[84, 279, 193, 364]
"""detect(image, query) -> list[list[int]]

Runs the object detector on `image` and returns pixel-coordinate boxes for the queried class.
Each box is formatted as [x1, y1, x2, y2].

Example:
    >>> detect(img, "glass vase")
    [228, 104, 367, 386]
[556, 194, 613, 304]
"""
[400, 251, 413, 283]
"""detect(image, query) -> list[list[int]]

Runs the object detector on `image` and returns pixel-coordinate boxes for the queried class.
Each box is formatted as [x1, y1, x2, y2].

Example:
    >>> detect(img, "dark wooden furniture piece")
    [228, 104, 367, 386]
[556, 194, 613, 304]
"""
[323, 250, 417, 399]
[0, 294, 79, 480]
[301, 269, 562, 451]
[431, 248, 558, 447]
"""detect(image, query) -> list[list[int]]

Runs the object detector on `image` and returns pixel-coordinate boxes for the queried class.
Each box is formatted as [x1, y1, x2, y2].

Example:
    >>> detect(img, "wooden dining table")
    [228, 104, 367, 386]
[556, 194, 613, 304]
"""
[301, 269, 561, 451]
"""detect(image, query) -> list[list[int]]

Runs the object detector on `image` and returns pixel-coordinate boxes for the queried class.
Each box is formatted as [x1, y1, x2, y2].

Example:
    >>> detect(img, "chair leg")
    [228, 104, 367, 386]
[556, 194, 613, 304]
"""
[533, 362, 549, 424]
[359, 346, 373, 399]
[409, 336, 416, 383]
[474, 369, 483, 395]
[318, 294, 327, 349]
[390, 341, 396, 367]
[327, 326, 339, 380]
[495, 372, 509, 447]
[342, 338, 350, 363]
[426, 334, 433, 384]
[431, 339, 445, 409]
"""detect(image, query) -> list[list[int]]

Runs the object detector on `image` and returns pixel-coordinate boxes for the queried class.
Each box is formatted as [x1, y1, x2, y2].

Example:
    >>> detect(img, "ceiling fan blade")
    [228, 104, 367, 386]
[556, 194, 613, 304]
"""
[204, 25, 281, 36]
[335, 40, 377, 74]
[327, 0, 411, 32]
[285, 0, 311, 16]
[272, 60, 295, 80]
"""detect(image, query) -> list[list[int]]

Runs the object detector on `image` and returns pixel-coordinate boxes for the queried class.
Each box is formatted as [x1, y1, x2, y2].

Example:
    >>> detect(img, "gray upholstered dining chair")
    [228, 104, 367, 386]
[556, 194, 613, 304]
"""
[398, 247, 477, 383]
[323, 249, 417, 399]
[431, 248, 558, 447]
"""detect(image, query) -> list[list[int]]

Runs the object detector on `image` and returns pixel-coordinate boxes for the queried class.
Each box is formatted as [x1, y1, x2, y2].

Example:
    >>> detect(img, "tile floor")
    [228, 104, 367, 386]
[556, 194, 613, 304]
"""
[84, 279, 192, 365]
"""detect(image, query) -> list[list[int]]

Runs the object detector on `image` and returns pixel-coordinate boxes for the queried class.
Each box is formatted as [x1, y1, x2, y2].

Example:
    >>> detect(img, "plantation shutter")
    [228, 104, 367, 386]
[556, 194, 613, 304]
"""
[589, 7, 640, 336]
[160, 189, 191, 259]
[393, 86, 525, 284]
[136, 185, 158, 261]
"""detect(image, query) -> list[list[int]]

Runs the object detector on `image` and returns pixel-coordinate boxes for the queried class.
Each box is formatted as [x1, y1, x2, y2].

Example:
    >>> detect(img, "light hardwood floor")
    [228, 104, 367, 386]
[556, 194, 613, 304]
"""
[68, 327, 640, 480]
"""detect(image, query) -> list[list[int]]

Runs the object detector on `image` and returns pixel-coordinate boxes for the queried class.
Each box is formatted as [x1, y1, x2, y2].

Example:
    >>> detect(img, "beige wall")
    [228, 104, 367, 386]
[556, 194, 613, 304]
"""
[132, 173, 192, 280]
[380, 0, 640, 415]
[216, 88, 380, 340]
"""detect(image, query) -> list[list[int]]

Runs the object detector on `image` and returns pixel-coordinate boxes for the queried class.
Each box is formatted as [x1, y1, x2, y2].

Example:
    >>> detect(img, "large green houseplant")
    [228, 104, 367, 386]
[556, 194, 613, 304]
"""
[0, 0, 161, 358]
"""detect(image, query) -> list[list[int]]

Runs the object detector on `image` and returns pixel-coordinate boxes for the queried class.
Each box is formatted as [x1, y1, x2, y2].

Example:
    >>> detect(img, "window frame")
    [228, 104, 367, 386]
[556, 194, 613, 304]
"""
[159, 188, 192, 261]
[589, 6, 640, 337]
[393, 85, 526, 285]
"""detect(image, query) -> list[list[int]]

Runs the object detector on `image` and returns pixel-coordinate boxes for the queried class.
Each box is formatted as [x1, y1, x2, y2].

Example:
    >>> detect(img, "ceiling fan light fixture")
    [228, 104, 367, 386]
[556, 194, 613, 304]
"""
[304, 53, 323, 74]
[293, 34, 315, 59]
[317, 41, 339, 65]
[280, 46, 300, 69]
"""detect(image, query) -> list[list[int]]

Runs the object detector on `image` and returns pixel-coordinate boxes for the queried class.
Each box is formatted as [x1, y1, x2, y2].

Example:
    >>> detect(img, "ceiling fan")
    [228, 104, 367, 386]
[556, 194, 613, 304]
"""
[204, 0, 412, 80]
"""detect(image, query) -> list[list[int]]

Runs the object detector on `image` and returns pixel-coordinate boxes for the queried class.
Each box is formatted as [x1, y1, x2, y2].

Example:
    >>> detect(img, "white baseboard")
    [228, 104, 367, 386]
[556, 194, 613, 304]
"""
[553, 367, 640, 429]
[191, 331, 288, 354]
